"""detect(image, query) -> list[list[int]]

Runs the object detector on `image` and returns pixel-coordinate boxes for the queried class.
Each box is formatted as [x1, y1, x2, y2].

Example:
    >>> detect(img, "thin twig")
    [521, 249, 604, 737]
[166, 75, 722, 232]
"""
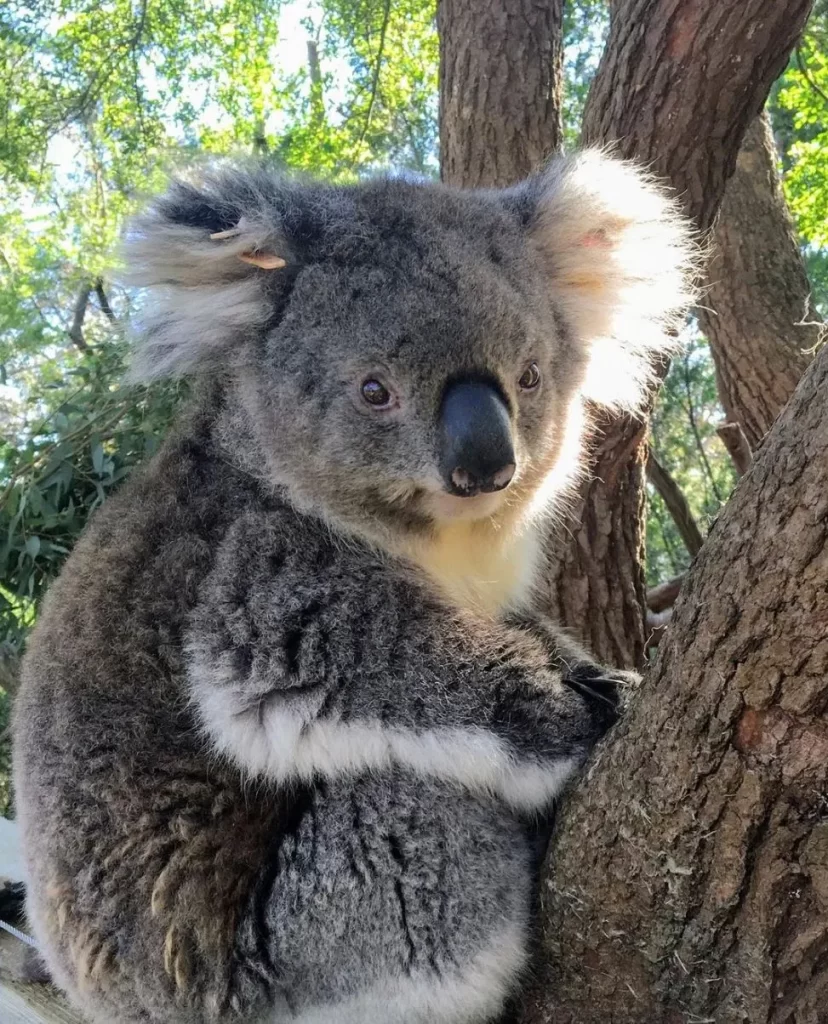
[0, 405, 128, 510]
[646, 608, 673, 647]
[682, 355, 723, 504]
[796, 46, 828, 105]
[0, 246, 58, 333]
[357, 0, 392, 145]
[60, 0, 150, 130]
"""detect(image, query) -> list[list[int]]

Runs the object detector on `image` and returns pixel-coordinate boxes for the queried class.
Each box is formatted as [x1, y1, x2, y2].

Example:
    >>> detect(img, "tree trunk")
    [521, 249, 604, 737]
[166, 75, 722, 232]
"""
[520, 333, 828, 1024]
[438, 0, 564, 188]
[698, 112, 819, 451]
[541, 0, 815, 666]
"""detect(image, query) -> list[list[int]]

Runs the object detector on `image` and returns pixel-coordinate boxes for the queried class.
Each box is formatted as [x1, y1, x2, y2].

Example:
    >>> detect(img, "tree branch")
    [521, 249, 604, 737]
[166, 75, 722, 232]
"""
[646, 451, 705, 557]
[306, 40, 325, 129]
[94, 278, 117, 324]
[358, 0, 392, 145]
[67, 285, 92, 351]
[647, 575, 684, 613]
[682, 354, 724, 504]
[527, 337, 828, 1024]
[717, 420, 753, 476]
[697, 114, 816, 448]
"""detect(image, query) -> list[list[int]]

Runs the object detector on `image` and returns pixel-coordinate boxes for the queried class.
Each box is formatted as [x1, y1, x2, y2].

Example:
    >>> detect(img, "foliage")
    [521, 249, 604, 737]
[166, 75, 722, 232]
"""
[646, 333, 738, 586]
[285, 0, 439, 175]
[563, 0, 608, 146]
[0, 346, 183, 651]
[770, 0, 828, 312]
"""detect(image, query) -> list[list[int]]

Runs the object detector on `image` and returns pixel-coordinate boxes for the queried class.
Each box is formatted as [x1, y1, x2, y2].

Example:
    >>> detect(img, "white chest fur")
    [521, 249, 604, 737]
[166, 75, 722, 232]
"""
[398, 518, 543, 618]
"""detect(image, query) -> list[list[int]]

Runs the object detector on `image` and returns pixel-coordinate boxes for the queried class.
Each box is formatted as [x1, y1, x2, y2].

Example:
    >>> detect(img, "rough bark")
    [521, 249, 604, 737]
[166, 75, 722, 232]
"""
[521, 331, 828, 1024]
[545, 418, 652, 666]
[699, 113, 819, 450]
[541, 0, 814, 667]
[438, 0, 564, 188]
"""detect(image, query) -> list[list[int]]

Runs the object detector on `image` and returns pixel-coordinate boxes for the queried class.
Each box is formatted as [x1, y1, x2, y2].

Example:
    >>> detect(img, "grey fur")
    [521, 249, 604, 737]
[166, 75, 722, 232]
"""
[13, 155, 695, 1024]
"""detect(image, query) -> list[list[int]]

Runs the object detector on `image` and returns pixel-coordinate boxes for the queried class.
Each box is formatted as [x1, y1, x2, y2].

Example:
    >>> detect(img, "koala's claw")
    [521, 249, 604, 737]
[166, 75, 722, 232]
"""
[561, 662, 641, 731]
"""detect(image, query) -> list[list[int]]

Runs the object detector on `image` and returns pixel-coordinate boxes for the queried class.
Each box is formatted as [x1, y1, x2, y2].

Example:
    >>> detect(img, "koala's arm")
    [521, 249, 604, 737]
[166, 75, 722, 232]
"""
[187, 510, 621, 812]
[503, 610, 641, 717]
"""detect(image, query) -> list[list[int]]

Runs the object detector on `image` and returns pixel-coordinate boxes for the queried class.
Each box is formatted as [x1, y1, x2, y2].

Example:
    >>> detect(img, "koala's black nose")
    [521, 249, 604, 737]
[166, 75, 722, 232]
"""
[439, 379, 516, 497]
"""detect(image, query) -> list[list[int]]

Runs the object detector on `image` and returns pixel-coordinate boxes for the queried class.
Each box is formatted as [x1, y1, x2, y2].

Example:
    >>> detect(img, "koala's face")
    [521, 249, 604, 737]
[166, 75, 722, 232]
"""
[126, 157, 694, 535]
[245, 184, 586, 530]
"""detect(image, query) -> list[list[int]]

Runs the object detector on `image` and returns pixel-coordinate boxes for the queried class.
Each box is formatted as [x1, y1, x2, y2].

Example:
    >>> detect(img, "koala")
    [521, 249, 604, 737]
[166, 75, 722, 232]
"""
[13, 152, 694, 1024]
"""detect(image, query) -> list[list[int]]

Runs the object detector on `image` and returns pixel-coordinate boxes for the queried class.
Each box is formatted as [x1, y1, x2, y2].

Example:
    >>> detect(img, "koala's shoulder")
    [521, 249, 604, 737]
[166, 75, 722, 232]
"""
[202, 503, 347, 596]
[25, 407, 265, 672]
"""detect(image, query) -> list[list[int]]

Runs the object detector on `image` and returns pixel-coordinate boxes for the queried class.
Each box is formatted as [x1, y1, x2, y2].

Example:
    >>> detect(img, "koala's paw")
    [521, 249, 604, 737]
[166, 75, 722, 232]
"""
[560, 661, 641, 733]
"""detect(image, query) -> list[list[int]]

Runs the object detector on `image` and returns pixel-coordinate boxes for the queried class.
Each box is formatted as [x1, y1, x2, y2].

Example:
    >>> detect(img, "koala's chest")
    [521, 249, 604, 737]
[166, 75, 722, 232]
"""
[401, 522, 542, 618]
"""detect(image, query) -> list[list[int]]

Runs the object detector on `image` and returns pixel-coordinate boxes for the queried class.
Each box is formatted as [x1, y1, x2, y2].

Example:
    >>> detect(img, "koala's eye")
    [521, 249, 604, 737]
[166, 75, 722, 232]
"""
[361, 378, 395, 409]
[518, 362, 541, 390]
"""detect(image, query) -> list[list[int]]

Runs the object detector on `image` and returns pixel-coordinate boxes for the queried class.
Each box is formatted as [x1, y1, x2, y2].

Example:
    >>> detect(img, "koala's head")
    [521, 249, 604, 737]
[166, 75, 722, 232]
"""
[124, 154, 695, 539]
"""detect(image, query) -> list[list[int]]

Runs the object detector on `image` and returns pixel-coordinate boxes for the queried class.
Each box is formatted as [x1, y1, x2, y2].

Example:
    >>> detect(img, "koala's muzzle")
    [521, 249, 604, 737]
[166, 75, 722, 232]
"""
[439, 380, 516, 497]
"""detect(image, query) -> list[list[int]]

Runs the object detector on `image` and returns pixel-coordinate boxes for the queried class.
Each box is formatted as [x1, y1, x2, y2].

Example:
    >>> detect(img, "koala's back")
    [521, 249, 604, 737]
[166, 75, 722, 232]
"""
[13, 398, 288, 1021]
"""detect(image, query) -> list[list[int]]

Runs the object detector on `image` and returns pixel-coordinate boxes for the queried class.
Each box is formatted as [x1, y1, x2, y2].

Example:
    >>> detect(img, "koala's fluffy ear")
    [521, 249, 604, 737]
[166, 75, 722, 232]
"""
[122, 169, 291, 381]
[519, 151, 698, 410]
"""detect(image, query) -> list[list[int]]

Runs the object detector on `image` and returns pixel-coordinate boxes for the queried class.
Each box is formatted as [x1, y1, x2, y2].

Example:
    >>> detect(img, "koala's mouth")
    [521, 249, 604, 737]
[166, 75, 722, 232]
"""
[423, 488, 510, 523]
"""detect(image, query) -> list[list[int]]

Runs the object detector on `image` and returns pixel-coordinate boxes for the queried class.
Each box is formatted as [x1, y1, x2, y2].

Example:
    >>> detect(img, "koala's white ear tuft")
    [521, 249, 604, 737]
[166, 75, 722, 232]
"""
[121, 171, 290, 382]
[528, 150, 699, 410]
